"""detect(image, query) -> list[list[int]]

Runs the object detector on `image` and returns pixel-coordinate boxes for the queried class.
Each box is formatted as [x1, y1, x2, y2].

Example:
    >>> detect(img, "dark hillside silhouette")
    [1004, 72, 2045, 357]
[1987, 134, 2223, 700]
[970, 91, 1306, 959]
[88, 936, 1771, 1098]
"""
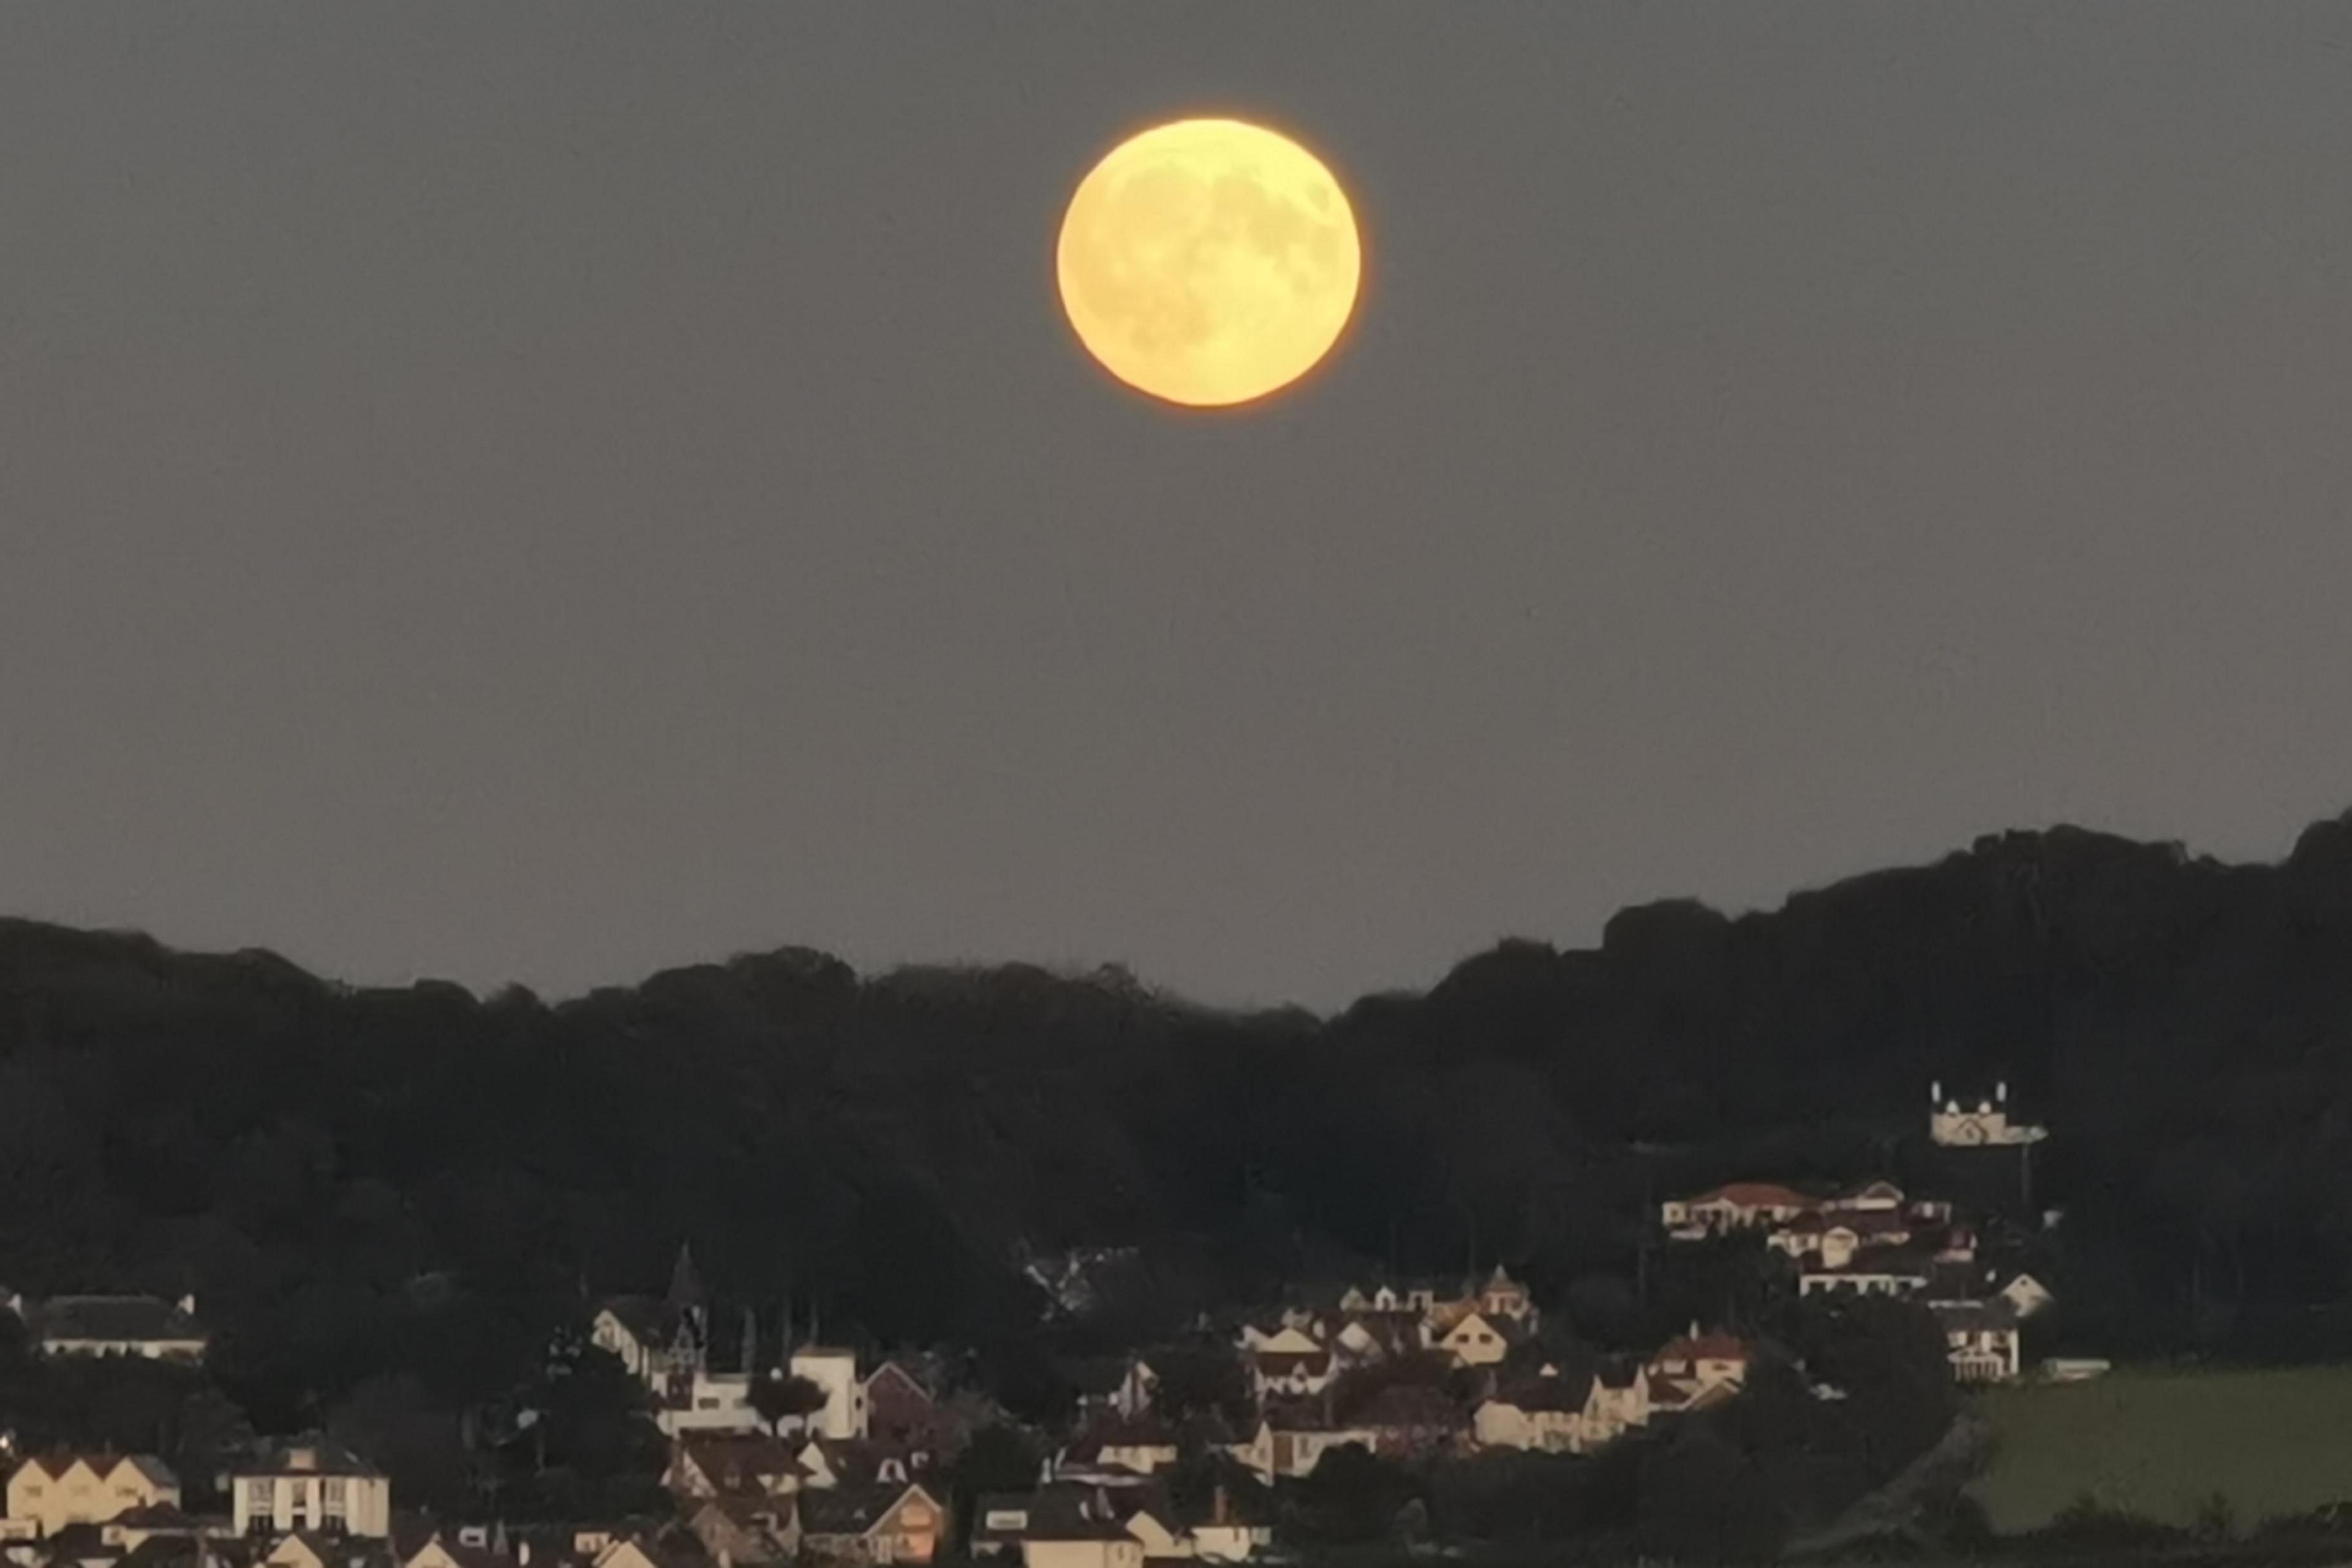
[9, 810, 2352, 1446]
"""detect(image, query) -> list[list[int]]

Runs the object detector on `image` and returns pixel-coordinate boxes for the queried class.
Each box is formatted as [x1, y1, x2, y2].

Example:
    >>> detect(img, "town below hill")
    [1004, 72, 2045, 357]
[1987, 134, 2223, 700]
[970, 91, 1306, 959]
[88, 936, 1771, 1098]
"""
[12, 810, 2352, 1556]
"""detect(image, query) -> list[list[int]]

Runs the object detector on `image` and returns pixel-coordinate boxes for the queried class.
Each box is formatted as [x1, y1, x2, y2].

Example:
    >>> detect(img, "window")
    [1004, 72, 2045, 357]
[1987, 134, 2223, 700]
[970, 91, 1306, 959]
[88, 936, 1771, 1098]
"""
[323, 1479, 346, 1515]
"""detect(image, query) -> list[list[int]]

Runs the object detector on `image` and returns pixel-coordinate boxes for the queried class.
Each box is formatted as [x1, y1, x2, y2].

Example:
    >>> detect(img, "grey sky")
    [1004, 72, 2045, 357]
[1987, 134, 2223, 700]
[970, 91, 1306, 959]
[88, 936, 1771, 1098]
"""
[6, 4, 2352, 1010]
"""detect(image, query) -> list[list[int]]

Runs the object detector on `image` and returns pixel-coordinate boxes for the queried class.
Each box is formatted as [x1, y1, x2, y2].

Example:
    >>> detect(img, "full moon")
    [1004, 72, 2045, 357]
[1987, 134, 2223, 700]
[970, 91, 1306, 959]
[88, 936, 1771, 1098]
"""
[1057, 118, 1363, 408]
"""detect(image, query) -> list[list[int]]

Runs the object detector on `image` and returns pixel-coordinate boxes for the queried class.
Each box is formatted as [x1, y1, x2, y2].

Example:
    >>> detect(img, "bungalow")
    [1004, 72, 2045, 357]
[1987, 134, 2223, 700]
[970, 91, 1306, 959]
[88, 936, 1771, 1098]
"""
[6, 1457, 181, 1537]
[796, 1482, 943, 1565]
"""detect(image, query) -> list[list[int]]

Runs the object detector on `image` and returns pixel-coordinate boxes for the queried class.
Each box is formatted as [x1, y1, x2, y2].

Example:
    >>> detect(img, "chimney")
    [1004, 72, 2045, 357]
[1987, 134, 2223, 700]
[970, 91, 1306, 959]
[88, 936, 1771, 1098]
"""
[1930, 1080, 1942, 1106]
[1997, 1080, 2009, 1104]
[1213, 1487, 1230, 1526]
[177, 1294, 197, 1317]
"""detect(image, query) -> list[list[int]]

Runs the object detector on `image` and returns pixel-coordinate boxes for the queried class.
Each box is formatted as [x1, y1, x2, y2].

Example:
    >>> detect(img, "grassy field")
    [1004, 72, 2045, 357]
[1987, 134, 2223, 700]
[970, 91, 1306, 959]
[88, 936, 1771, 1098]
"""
[1970, 1364, 2352, 1532]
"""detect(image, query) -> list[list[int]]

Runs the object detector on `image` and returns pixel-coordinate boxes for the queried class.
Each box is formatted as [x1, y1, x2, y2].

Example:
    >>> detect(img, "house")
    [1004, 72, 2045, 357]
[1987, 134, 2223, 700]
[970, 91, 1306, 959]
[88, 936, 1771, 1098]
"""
[227, 1442, 391, 1539]
[4, 1297, 208, 1363]
[1581, 1360, 1651, 1446]
[1326, 1313, 1423, 1368]
[1183, 1488, 1270, 1562]
[684, 1496, 800, 1566]
[265, 1530, 399, 1568]
[1430, 1311, 1513, 1368]
[1646, 1327, 1750, 1392]
[1474, 1368, 1591, 1455]
[1355, 1385, 1470, 1460]
[795, 1482, 943, 1565]
[1929, 1081, 2048, 1147]
[6, 1458, 181, 1539]
[1769, 1211, 1912, 1268]
[1059, 1416, 1177, 1479]
[1931, 1302, 2021, 1384]
[1232, 1324, 1317, 1357]
[970, 1494, 1071, 1560]
[98, 1504, 208, 1553]
[1798, 1248, 1931, 1298]
[1659, 1183, 1817, 1237]
[1016, 1521, 1140, 1568]
[663, 1434, 804, 1501]
[1245, 1349, 1333, 1401]
[791, 1349, 871, 1441]
[26, 1520, 127, 1568]
[795, 1439, 924, 1494]
[1224, 1409, 1376, 1483]
[1645, 1372, 1741, 1418]
[1998, 1273, 2056, 1319]
[861, 1365, 938, 1448]
[1472, 1267, 1535, 1324]
[1825, 1180, 1905, 1213]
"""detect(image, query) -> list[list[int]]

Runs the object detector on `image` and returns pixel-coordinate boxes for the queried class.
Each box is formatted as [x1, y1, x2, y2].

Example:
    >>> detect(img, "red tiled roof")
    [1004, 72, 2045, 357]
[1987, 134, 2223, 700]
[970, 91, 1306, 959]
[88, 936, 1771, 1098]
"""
[1689, 1182, 1815, 1210]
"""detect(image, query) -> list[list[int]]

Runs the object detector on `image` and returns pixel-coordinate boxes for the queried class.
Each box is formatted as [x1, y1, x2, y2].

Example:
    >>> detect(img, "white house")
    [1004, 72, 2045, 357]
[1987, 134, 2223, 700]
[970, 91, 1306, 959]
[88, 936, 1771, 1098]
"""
[1931, 1302, 2021, 1383]
[789, 1347, 870, 1441]
[1929, 1081, 2048, 1147]
[230, 1441, 391, 1538]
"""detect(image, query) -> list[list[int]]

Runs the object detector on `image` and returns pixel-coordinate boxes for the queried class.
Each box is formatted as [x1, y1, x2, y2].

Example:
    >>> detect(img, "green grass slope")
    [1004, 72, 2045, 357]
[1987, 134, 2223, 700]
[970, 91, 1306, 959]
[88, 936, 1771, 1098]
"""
[1972, 1366, 2352, 1532]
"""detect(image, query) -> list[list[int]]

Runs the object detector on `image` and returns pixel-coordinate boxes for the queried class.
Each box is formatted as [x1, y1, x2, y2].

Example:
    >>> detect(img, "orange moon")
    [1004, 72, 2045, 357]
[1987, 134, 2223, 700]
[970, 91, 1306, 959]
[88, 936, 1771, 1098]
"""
[1056, 118, 1363, 408]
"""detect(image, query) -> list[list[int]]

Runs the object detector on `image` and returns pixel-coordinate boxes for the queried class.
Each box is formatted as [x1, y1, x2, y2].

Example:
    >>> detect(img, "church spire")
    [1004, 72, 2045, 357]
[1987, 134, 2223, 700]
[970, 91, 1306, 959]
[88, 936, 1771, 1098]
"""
[667, 1242, 705, 1314]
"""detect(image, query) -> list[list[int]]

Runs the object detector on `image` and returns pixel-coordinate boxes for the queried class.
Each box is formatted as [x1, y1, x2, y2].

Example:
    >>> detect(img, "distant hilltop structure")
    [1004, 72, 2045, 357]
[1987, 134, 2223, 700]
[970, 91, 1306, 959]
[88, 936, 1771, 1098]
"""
[1930, 1080, 2048, 1147]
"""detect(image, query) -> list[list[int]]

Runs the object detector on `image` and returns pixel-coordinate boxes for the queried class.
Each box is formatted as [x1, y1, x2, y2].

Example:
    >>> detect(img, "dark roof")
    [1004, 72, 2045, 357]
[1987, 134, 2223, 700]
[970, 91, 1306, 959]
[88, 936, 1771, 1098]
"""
[1490, 1371, 1593, 1414]
[108, 1506, 197, 1529]
[235, 1440, 382, 1479]
[1930, 1300, 2019, 1332]
[795, 1485, 924, 1539]
[673, 1434, 804, 1491]
[1807, 1246, 1932, 1278]
[861, 1362, 933, 1402]
[30, 1298, 206, 1346]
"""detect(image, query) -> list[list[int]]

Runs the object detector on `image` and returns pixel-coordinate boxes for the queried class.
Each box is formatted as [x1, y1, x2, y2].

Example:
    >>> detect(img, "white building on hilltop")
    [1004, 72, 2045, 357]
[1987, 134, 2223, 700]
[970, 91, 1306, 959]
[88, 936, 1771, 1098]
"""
[1930, 1081, 2048, 1147]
